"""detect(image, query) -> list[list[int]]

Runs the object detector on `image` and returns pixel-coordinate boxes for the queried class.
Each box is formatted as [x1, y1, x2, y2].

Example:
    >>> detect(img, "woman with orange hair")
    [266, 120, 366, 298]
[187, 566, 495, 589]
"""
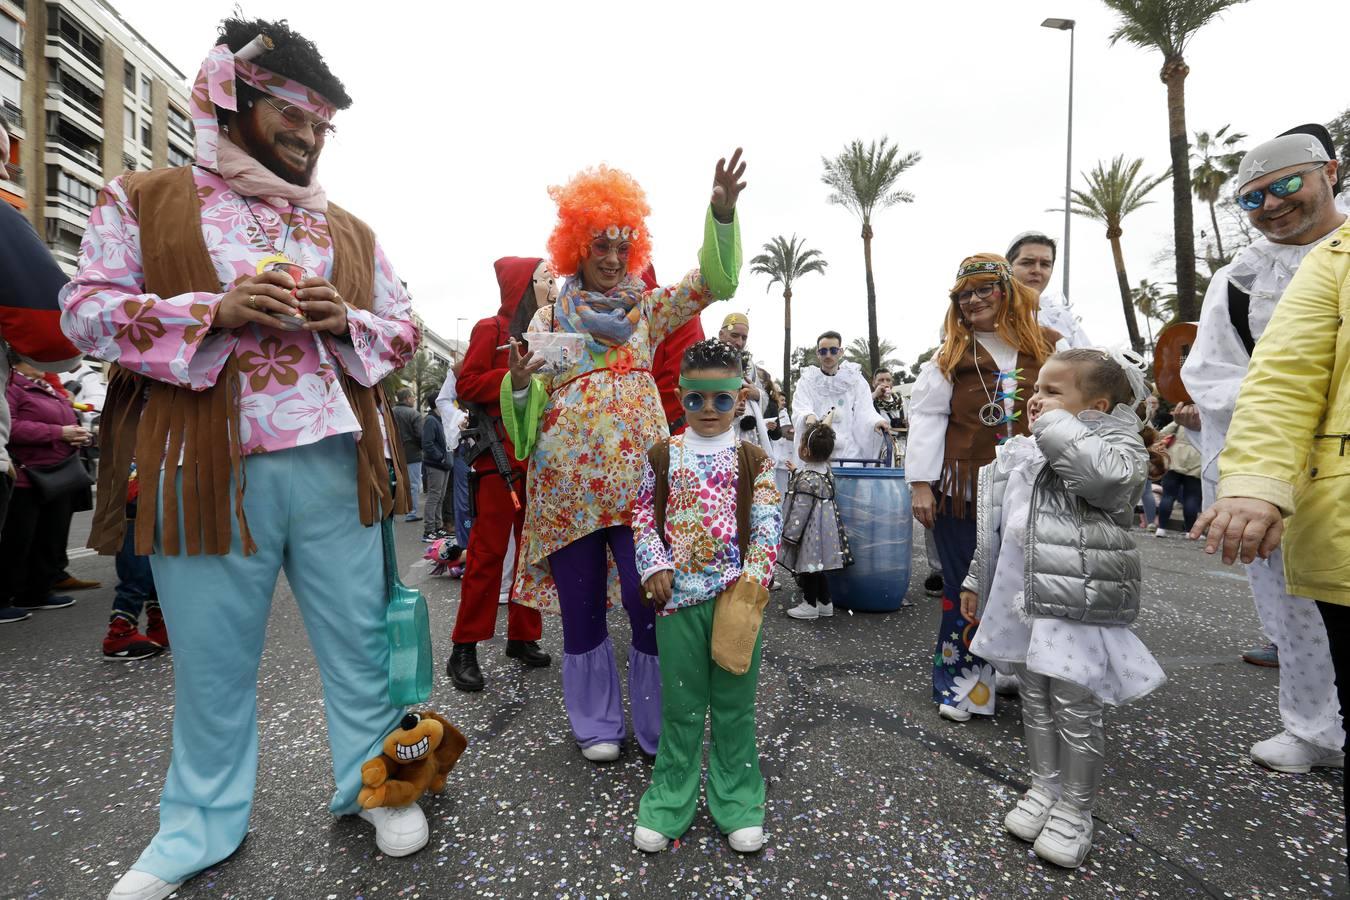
[905, 254, 1066, 722]
[501, 151, 747, 763]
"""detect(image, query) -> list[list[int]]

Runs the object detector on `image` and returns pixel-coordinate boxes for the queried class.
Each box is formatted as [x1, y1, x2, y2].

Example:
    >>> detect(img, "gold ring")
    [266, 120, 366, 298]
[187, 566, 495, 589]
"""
[247, 294, 258, 309]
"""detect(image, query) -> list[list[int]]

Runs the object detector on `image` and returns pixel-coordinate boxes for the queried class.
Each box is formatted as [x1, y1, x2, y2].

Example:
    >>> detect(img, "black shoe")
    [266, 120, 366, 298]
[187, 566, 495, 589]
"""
[924, 573, 944, 598]
[505, 639, 552, 668]
[447, 642, 484, 692]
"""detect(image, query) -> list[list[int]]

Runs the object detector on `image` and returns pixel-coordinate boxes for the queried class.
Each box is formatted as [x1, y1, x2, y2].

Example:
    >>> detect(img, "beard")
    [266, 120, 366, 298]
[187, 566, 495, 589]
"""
[234, 110, 317, 186]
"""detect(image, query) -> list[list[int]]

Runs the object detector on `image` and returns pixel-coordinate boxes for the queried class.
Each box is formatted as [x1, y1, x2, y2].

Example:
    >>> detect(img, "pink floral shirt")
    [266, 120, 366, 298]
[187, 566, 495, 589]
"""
[60, 168, 417, 455]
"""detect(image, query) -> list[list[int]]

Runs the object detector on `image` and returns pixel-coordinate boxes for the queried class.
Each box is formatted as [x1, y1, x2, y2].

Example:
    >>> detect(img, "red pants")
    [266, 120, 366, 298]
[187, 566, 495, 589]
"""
[450, 468, 542, 644]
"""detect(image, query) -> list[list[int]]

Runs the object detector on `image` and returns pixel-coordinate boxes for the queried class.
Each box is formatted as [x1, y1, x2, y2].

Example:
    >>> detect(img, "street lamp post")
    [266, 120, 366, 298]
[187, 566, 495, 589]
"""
[1041, 17, 1075, 299]
[455, 317, 468, 351]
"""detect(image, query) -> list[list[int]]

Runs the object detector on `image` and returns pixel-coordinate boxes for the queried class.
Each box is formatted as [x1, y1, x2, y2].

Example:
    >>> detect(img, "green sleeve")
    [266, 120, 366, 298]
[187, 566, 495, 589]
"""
[699, 207, 742, 300]
[499, 373, 548, 461]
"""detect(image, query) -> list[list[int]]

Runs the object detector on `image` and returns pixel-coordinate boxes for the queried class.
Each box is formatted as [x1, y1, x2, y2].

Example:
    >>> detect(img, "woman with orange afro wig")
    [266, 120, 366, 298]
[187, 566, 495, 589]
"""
[905, 253, 1066, 724]
[499, 150, 748, 765]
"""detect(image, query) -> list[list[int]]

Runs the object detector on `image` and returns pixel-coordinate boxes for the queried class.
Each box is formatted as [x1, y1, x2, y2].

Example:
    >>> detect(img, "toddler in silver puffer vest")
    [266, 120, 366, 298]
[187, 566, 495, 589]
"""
[960, 348, 1169, 870]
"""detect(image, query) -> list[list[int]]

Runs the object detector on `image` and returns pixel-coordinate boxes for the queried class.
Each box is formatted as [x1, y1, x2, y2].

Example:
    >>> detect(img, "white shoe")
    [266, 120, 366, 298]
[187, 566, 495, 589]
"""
[1004, 786, 1058, 842]
[937, 703, 971, 722]
[107, 870, 181, 900]
[816, 602, 834, 618]
[995, 671, 1020, 696]
[358, 803, 429, 857]
[1154, 527, 1168, 538]
[633, 824, 669, 852]
[1251, 730, 1345, 774]
[728, 825, 765, 853]
[1033, 802, 1094, 868]
[786, 601, 818, 620]
[580, 741, 621, 762]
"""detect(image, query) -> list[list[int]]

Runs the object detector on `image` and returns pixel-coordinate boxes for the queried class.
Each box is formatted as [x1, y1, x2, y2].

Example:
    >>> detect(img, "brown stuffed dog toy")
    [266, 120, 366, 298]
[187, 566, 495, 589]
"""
[358, 710, 468, 809]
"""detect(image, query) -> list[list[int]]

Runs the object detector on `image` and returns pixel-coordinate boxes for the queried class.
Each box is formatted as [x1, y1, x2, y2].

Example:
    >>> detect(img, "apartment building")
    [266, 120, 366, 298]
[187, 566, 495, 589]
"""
[0, 0, 192, 273]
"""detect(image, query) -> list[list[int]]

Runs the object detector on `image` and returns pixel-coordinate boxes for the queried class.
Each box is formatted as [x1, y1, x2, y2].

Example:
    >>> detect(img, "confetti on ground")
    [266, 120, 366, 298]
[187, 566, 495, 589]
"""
[1, 518, 1342, 897]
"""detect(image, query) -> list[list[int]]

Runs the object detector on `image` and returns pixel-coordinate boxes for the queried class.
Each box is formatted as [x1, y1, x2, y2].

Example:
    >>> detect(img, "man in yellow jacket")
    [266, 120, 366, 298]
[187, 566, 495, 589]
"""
[1192, 203, 1350, 876]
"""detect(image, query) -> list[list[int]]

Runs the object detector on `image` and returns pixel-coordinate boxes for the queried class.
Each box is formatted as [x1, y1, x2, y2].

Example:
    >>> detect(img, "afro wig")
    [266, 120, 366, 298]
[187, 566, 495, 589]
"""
[218, 17, 352, 110]
[546, 165, 652, 277]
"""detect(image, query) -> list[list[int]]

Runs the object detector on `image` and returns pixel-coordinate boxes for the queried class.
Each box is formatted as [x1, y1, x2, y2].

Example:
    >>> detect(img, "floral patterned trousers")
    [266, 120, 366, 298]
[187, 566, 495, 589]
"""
[930, 512, 995, 715]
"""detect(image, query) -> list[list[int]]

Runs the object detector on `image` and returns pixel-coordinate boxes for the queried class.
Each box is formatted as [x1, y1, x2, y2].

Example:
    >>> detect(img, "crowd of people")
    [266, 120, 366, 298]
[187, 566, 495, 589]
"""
[0, 15, 1345, 900]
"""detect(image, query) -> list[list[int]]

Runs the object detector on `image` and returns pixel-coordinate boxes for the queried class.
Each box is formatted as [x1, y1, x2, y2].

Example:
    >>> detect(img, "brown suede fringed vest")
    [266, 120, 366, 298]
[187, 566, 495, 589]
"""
[88, 165, 409, 558]
[939, 326, 1060, 519]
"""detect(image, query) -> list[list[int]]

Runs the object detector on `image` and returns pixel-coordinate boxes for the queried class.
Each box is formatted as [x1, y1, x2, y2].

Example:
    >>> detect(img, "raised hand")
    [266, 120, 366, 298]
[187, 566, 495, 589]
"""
[508, 338, 546, 391]
[710, 148, 747, 223]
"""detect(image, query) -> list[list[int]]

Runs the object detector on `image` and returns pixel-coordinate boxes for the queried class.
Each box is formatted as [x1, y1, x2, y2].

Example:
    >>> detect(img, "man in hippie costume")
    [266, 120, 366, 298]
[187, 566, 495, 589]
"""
[60, 19, 422, 900]
[502, 151, 747, 763]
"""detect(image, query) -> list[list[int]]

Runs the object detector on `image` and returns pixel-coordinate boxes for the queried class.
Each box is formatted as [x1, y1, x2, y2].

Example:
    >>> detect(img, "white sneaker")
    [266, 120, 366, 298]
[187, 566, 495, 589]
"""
[1251, 730, 1346, 774]
[816, 602, 834, 618]
[1004, 786, 1058, 841]
[1154, 527, 1168, 538]
[995, 671, 1020, 696]
[786, 601, 818, 620]
[107, 870, 182, 900]
[358, 803, 429, 857]
[728, 825, 765, 853]
[580, 741, 621, 762]
[1033, 802, 1094, 868]
[633, 824, 669, 852]
[937, 703, 971, 722]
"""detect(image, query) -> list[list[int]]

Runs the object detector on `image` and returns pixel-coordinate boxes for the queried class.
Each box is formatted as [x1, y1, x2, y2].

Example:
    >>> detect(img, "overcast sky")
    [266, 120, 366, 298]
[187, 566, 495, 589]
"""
[111, 0, 1345, 375]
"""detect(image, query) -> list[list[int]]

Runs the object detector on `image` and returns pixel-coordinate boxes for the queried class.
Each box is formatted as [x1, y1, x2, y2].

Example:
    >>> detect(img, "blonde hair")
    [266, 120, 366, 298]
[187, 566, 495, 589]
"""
[936, 252, 1053, 377]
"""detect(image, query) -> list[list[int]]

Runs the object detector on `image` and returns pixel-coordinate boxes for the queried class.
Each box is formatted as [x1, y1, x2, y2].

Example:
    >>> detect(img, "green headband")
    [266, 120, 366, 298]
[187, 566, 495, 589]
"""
[956, 259, 1011, 280]
[679, 375, 743, 393]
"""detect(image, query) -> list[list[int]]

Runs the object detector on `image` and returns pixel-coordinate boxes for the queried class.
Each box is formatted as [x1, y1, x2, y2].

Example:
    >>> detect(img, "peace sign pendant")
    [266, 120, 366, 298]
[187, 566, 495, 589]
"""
[979, 401, 1005, 427]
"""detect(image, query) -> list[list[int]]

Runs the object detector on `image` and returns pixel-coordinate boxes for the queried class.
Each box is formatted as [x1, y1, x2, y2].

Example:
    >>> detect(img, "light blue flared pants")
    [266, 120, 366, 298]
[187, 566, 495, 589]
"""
[133, 437, 404, 883]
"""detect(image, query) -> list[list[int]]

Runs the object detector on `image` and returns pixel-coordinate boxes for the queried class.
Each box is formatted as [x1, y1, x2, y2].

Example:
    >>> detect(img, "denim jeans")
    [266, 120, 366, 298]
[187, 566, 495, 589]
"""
[113, 503, 157, 617]
[452, 450, 472, 548]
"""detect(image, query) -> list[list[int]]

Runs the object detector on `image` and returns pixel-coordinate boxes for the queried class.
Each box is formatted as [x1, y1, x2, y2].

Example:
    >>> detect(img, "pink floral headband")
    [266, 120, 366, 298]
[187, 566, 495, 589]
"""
[189, 36, 339, 171]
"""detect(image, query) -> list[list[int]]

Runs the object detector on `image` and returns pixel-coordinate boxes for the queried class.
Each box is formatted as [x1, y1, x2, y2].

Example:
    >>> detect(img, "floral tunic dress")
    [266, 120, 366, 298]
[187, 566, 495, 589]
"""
[503, 212, 740, 612]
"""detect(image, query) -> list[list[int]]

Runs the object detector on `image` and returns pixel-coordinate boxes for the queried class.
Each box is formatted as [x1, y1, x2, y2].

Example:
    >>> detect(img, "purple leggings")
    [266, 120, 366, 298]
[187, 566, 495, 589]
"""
[549, 526, 661, 753]
[549, 526, 657, 655]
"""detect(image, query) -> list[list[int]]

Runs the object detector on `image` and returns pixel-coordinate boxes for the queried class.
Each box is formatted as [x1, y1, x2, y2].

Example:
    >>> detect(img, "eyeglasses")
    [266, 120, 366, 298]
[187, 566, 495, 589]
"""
[1236, 162, 1326, 211]
[816, 346, 841, 357]
[682, 391, 737, 414]
[588, 238, 632, 261]
[954, 284, 1000, 305]
[261, 97, 336, 138]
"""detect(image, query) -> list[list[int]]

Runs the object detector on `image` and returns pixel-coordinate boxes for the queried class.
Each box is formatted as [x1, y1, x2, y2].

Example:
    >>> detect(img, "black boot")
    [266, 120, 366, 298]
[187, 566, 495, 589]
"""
[447, 642, 484, 692]
[505, 639, 552, 668]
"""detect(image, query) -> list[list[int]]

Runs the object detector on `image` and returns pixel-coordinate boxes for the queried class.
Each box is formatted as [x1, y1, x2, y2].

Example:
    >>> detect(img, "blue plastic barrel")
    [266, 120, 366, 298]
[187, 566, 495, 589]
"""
[826, 461, 912, 612]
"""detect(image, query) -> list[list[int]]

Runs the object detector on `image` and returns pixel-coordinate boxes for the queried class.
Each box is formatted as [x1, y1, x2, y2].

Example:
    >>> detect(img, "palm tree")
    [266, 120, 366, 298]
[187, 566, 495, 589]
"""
[1190, 124, 1246, 264]
[1103, 0, 1249, 321]
[821, 138, 921, 376]
[1066, 156, 1170, 353]
[1130, 277, 1178, 352]
[749, 234, 828, 405]
[843, 336, 903, 381]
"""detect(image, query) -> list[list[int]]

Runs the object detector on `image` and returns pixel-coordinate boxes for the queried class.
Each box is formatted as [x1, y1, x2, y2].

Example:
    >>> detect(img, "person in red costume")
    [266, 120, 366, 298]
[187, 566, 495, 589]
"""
[646, 265, 706, 436]
[446, 256, 555, 691]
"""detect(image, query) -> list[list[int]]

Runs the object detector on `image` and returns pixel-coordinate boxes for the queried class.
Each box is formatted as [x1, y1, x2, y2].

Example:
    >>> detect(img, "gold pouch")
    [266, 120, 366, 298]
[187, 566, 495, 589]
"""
[711, 577, 770, 675]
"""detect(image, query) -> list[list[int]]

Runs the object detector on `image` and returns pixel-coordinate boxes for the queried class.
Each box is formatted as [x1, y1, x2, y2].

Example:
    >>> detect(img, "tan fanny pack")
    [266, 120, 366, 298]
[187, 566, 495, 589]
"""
[711, 576, 770, 675]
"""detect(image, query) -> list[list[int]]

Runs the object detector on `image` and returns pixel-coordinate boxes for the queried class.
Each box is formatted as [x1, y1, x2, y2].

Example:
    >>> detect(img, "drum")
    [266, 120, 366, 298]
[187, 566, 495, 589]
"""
[825, 460, 912, 612]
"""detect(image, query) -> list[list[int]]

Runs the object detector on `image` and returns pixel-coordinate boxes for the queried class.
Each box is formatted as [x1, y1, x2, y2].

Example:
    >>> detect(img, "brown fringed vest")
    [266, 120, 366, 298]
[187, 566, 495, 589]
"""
[88, 166, 410, 558]
[939, 327, 1061, 519]
[648, 437, 766, 561]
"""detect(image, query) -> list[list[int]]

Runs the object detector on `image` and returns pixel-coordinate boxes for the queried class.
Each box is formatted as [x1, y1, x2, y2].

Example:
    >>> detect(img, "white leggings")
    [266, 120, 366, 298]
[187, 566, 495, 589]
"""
[1014, 665, 1105, 812]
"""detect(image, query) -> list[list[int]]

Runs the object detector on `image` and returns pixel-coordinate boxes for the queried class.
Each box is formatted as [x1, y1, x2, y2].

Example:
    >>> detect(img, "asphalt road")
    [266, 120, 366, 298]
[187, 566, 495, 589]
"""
[1, 513, 1344, 899]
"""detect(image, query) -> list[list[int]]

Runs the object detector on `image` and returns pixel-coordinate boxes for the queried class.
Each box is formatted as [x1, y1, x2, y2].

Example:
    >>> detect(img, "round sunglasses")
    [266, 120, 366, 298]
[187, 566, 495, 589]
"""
[261, 97, 336, 138]
[682, 391, 738, 414]
[1236, 162, 1326, 211]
